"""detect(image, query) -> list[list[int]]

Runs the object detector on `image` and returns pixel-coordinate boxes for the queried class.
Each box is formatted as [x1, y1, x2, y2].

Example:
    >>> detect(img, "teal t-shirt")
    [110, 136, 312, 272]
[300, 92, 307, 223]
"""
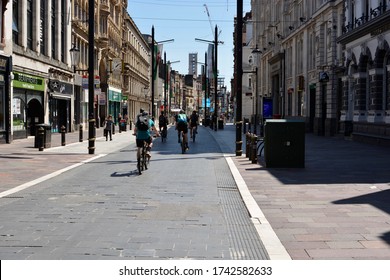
[136, 119, 154, 140]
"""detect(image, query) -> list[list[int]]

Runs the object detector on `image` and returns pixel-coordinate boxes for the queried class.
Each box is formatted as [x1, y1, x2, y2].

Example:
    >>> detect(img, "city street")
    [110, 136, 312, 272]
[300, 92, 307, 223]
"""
[0, 125, 268, 260]
[1, 123, 390, 260]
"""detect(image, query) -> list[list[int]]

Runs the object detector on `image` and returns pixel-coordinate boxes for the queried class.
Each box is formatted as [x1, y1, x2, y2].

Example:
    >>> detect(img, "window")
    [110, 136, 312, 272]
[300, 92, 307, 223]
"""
[61, 0, 66, 62]
[12, 0, 19, 44]
[51, 0, 56, 58]
[40, 0, 46, 54]
[27, 0, 33, 49]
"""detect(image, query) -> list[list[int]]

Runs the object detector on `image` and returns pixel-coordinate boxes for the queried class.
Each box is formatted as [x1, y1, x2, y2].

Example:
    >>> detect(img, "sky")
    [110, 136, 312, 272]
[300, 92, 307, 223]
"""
[127, 0, 252, 92]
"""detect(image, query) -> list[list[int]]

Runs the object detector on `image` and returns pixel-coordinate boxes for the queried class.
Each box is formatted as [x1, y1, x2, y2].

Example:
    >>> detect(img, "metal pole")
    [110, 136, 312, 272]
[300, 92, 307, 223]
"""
[88, 0, 95, 154]
[151, 26, 155, 118]
[214, 25, 218, 131]
[235, 0, 243, 156]
[164, 51, 167, 113]
[254, 67, 258, 135]
[204, 52, 207, 123]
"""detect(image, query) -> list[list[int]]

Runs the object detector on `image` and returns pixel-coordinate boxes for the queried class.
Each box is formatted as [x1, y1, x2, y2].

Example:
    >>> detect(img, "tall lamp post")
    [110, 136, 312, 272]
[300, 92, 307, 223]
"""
[150, 26, 174, 119]
[163, 53, 179, 114]
[244, 48, 261, 134]
[87, 0, 95, 154]
[70, 44, 81, 133]
[195, 25, 223, 131]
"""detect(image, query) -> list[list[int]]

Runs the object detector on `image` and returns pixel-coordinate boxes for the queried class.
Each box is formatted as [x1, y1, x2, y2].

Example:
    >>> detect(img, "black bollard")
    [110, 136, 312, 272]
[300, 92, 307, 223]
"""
[79, 124, 83, 142]
[61, 125, 66, 146]
[251, 134, 257, 164]
[38, 126, 44, 151]
[245, 132, 250, 158]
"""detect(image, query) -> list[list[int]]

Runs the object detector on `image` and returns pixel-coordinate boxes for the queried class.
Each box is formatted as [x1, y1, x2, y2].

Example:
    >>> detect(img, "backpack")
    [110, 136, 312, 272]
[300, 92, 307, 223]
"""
[159, 115, 167, 126]
[137, 114, 150, 131]
[177, 113, 187, 124]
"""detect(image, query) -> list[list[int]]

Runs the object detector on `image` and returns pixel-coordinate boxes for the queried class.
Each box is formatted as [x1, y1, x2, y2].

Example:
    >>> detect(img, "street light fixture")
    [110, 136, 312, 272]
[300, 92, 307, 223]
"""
[195, 26, 223, 131]
[150, 26, 174, 119]
[69, 44, 80, 73]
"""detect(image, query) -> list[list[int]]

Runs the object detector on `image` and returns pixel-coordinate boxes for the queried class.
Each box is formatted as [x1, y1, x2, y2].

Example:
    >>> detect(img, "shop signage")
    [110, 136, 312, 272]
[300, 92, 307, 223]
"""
[48, 79, 72, 94]
[108, 88, 122, 102]
[13, 72, 45, 91]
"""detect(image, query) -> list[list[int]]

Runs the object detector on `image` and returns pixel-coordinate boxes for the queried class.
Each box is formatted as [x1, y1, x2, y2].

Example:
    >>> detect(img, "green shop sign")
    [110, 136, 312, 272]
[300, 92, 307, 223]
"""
[13, 72, 45, 91]
[108, 89, 122, 102]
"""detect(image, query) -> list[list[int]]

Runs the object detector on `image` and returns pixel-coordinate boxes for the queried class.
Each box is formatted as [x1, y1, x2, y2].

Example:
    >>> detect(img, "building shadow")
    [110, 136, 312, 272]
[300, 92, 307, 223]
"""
[333, 189, 390, 245]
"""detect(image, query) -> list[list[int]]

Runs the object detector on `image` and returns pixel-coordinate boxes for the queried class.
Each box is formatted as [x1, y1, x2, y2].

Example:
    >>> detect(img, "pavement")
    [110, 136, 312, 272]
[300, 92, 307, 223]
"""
[1, 123, 390, 260]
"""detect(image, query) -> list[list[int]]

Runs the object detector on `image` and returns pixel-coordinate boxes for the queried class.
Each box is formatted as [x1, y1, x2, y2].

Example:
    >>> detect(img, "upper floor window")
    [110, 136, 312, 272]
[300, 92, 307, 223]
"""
[12, 0, 19, 44]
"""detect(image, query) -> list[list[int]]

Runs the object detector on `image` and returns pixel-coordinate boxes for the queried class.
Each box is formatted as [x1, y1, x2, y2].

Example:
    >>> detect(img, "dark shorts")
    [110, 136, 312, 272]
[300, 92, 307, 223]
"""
[177, 122, 188, 134]
[136, 137, 152, 148]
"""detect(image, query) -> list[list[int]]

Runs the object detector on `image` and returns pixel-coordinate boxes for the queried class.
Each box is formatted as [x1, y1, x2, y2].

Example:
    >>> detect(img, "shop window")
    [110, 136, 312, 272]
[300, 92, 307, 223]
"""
[12, 97, 25, 131]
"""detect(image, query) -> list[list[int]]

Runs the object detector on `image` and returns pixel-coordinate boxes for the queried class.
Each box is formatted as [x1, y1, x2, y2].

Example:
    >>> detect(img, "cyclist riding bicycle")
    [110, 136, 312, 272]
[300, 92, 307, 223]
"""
[189, 110, 199, 139]
[133, 109, 159, 159]
[175, 109, 189, 150]
[158, 111, 168, 136]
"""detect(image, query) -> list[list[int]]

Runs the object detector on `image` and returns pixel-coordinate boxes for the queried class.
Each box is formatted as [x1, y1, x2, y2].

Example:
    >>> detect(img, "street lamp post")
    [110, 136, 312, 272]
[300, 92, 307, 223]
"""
[251, 47, 262, 135]
[87, 0, 95, 154]
[150, 26, 174, 119]
[195, 26, 223, 131]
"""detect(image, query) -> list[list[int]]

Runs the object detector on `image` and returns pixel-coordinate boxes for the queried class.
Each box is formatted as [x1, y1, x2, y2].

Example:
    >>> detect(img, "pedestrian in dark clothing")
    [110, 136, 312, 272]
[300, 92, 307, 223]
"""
[104, 115, 114, 141]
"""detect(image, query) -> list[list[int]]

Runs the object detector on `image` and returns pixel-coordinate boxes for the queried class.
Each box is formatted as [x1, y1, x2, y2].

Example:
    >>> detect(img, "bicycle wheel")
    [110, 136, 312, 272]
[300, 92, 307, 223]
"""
[137, 157, 142, 175]
[142, 146, 148, 170]
[181, 133, 186, 154]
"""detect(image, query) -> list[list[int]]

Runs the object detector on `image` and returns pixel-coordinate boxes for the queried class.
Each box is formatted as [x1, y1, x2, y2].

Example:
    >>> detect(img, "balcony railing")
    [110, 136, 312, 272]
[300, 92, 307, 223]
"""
[343, 2, 388, 33]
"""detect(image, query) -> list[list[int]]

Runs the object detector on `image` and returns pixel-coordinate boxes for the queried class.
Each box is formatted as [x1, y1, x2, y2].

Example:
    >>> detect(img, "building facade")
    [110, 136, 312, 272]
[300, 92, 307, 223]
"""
[11, 0, 73, 141]
[338, 0, 390, 144]
[251, 0, 344, 136]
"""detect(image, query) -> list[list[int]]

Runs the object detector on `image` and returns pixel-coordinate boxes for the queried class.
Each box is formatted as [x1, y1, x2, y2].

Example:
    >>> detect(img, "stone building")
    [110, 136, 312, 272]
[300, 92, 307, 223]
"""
[251, 0, 344, 136]
[337, 0, 390, 145]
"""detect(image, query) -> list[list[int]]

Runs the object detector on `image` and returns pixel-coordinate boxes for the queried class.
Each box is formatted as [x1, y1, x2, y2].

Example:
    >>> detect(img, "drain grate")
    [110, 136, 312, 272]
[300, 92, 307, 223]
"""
[214, 157, 269, 260]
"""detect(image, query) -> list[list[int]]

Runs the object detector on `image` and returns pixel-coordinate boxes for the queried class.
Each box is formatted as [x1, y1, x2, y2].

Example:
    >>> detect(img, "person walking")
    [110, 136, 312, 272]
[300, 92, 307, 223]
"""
[104, 115, 114, 141]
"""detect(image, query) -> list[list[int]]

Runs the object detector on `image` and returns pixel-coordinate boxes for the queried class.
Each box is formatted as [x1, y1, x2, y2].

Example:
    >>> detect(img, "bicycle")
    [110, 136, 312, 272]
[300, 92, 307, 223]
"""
[137, 140, 150, 175]
[160, 126, 167, 142]
[178, 130, 187, 154]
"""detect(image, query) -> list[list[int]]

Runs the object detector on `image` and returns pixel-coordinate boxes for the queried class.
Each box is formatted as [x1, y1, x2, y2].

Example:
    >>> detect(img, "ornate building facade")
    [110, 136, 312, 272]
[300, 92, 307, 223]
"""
[251, 0, 344, 136]
[338, 0, 390, 144]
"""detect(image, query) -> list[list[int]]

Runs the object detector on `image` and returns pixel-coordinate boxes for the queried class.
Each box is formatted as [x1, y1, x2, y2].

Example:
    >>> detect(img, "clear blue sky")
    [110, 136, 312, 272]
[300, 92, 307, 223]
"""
[127, 0, 251, 92]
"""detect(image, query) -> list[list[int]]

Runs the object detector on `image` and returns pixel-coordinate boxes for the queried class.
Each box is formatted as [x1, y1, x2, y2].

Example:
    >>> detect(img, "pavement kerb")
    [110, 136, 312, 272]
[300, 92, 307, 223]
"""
[225, 156, 291, 260]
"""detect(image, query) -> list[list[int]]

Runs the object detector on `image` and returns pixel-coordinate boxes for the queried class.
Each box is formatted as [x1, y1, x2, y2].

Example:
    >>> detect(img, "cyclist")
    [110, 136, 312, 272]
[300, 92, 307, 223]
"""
[158, 111, 168, 137]
[175, 109, 189, 150]
[133, 109, 159, 159]
[189, 110, 199, 139]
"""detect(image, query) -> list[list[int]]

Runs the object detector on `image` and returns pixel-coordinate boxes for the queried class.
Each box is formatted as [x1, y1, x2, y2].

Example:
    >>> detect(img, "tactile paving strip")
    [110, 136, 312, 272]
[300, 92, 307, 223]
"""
[214, 157, 269, 260]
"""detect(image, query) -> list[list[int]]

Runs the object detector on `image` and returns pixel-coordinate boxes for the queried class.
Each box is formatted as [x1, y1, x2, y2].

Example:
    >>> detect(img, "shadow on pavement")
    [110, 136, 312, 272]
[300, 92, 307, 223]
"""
[333, 189, 390, 245]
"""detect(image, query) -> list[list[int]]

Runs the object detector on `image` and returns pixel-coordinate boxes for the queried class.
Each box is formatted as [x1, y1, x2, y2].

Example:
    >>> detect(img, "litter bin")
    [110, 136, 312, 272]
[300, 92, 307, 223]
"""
[34, 124, 52, 148]
[218, 120, 224, 129]
[264, 119, 305, 168]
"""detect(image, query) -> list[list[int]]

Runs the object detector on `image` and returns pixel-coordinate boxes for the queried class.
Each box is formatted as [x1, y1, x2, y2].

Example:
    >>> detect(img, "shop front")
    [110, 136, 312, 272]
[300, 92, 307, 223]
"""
[108, 87, 122, 124]
[12, 72, 45, 139]
[48, 79, 73, 133]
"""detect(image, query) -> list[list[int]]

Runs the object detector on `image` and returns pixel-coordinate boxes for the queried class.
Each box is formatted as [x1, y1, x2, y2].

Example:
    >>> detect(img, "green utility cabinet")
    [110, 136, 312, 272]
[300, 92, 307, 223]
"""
[264, 119, 305, 168]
